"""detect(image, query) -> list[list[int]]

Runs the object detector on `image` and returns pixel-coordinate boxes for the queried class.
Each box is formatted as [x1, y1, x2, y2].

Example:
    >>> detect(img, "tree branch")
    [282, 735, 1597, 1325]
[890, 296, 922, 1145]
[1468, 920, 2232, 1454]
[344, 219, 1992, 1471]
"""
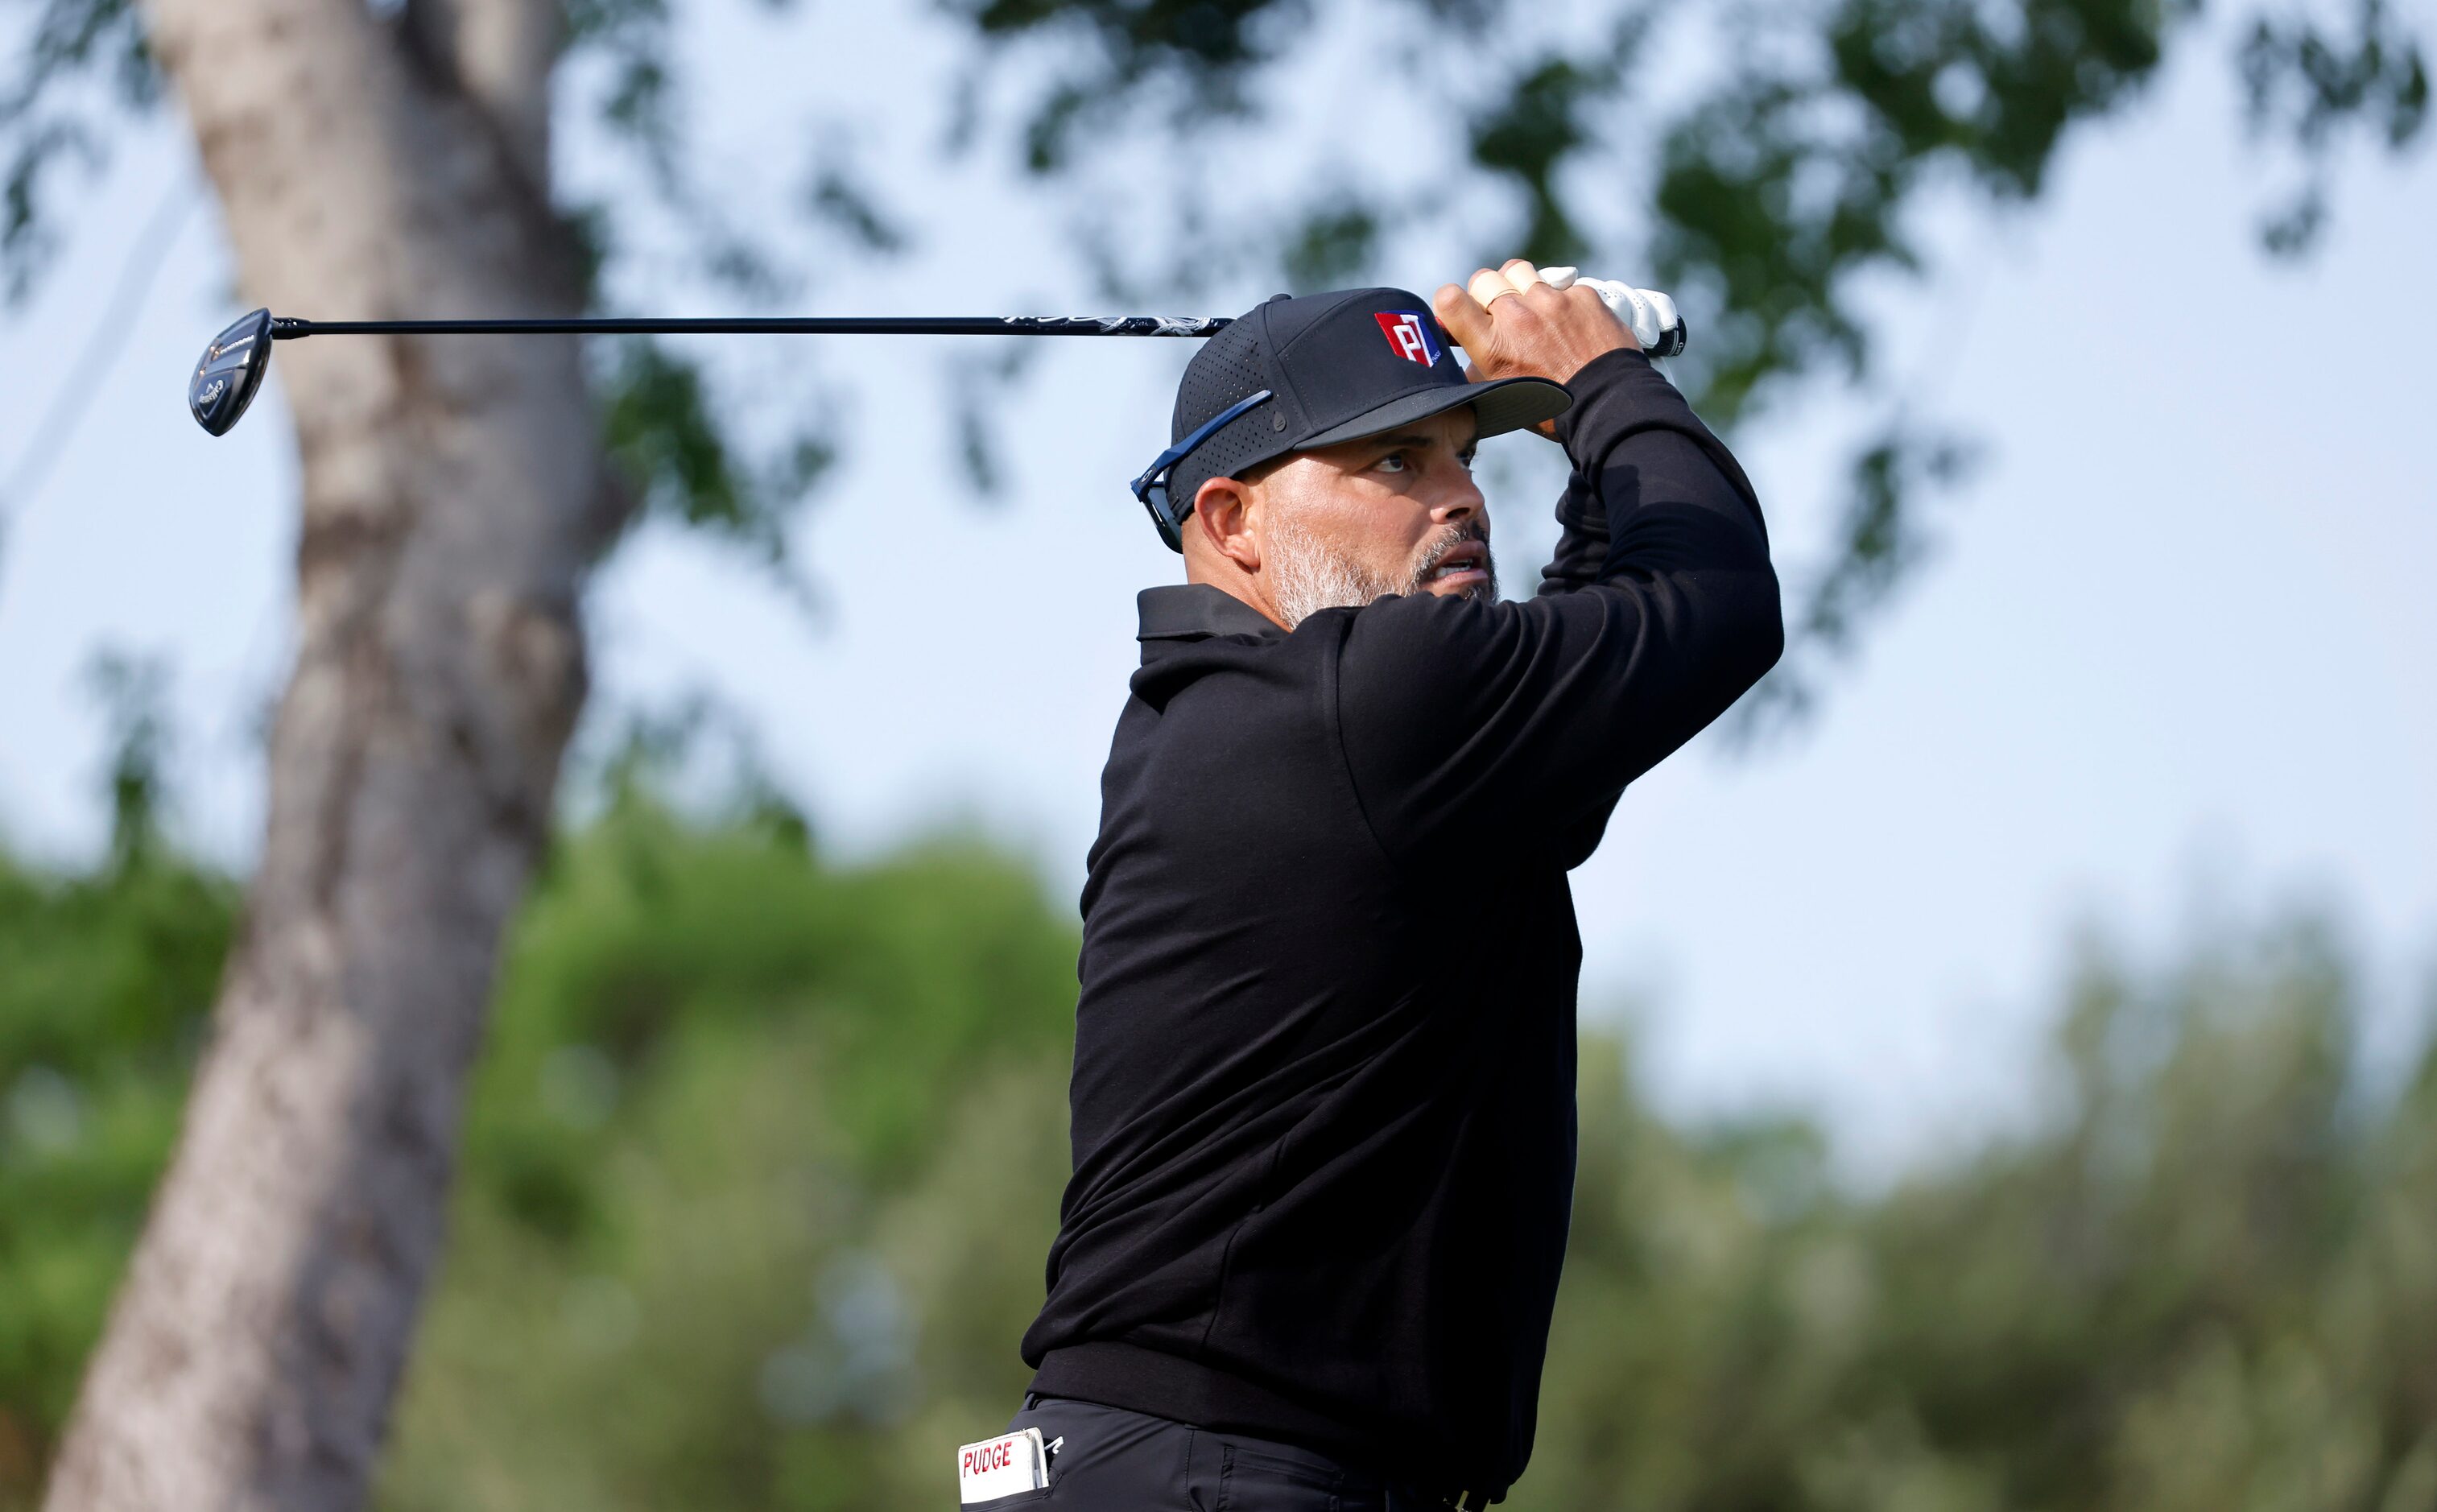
[399, 0, 561, 192]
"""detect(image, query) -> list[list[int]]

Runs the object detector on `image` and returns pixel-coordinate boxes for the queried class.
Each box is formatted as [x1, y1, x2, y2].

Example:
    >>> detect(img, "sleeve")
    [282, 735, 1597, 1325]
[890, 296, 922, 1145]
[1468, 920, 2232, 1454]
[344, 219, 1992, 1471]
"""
[1333, 347, 1784, 870]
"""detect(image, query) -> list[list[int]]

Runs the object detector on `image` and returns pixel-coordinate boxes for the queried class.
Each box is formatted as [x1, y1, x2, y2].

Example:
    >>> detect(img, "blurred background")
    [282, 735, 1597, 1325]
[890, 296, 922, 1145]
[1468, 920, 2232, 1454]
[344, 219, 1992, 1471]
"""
[2, 0, 2433, 1506]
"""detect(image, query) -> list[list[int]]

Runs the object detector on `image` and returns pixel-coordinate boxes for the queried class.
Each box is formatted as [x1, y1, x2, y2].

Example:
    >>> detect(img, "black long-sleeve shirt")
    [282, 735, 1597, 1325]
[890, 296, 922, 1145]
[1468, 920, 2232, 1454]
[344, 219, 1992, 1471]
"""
[1022, 348, 1783, 1498]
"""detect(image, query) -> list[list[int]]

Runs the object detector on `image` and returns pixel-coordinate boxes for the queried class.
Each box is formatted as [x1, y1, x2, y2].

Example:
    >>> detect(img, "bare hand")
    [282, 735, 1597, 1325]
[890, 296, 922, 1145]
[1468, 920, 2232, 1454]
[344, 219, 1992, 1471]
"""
[1432, 258, 1636, 438]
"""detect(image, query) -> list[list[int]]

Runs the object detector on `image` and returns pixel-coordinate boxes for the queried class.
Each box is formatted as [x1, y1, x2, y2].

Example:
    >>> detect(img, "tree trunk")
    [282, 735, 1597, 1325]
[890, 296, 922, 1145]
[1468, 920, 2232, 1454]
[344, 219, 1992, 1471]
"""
[43, 1, 622, 1506]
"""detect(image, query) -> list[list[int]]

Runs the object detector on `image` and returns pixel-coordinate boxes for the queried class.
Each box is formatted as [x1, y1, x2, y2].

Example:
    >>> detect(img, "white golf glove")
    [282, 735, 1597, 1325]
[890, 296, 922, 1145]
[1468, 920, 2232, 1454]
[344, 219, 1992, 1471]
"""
[1537, 266, 1685, 357]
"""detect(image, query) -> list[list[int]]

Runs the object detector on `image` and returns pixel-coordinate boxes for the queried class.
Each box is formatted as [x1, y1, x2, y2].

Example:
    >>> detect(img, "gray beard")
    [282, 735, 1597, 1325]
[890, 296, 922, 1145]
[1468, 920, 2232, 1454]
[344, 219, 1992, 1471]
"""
[1268, 518, 1498, 629]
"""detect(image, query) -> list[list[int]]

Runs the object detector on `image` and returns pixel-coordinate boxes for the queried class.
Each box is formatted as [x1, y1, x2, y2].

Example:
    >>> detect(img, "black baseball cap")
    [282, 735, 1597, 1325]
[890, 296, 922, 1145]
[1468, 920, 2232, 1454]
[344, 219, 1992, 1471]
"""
[1133, 287, 1572, 552]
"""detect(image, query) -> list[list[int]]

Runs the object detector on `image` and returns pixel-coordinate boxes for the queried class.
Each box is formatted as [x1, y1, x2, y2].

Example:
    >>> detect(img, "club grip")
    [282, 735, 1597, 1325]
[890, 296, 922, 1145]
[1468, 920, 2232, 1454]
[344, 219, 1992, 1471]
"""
[1536, 268, 1687, 357]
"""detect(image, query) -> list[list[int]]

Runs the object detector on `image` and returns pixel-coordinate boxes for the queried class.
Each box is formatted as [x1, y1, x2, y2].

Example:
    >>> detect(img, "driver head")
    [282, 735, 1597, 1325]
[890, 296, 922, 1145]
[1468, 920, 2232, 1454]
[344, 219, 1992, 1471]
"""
[190, 308, 275, 436]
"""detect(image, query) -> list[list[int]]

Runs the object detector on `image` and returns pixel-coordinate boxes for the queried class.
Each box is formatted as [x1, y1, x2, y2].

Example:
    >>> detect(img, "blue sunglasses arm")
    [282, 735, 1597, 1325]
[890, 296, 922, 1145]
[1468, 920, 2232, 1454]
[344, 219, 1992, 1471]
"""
[1131, 388, 1276, 552]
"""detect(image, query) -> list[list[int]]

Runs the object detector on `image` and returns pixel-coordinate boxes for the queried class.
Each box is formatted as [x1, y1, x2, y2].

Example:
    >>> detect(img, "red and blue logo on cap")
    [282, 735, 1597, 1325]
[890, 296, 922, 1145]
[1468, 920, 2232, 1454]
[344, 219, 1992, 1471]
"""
[1373, 311, 1441, 366]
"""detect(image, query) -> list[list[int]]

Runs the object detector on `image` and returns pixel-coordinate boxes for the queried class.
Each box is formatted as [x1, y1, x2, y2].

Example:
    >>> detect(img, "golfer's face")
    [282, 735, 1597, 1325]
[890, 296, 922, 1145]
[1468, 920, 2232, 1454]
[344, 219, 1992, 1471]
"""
[1276, 407, 1491, 597]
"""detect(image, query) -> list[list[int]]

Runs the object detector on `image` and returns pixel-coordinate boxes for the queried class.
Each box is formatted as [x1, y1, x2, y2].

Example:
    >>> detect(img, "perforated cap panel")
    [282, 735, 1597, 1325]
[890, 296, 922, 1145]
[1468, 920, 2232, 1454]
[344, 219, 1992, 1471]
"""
[1166, 307, 1294, 514]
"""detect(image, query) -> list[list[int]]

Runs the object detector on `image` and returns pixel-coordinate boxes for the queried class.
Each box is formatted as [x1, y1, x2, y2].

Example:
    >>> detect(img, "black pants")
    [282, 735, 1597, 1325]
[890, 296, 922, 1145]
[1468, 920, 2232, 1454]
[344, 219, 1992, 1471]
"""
[971, 1396, 1432, 1512]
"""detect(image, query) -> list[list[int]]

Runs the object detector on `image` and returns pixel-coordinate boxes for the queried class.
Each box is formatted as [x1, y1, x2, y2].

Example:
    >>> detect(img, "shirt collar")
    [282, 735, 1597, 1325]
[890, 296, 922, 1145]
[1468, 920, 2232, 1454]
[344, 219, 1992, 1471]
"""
[1137, 584, 1285, 643]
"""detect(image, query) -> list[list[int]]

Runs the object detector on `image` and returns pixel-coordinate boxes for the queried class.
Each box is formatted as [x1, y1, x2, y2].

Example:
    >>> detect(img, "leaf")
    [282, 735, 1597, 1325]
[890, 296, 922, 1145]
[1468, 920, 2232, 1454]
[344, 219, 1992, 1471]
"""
[595, 338, 833, 574]
[2238, 0, 2429, 258]
[0, 0, 159, 305]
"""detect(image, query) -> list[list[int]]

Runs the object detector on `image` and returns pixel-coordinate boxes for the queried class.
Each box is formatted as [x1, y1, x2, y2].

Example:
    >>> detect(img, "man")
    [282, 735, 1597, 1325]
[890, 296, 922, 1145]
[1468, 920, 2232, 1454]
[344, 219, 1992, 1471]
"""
[990, 262, 1782, 1509]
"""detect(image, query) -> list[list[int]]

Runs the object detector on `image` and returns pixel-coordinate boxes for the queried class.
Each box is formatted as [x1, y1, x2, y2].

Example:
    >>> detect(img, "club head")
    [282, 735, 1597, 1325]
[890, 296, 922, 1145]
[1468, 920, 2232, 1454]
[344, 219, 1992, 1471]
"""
[189, 308, 275, 436]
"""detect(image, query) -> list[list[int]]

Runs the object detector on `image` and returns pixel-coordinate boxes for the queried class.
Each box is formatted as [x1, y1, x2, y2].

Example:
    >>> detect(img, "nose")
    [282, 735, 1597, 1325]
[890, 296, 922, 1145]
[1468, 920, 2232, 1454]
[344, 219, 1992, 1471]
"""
[1427, 458, 1485, 524]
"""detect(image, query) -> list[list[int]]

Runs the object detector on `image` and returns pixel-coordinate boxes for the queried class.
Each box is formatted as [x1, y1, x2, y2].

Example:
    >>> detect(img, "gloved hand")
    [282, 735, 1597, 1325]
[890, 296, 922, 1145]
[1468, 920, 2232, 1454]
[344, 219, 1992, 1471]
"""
[1536, 267, 1686, 357]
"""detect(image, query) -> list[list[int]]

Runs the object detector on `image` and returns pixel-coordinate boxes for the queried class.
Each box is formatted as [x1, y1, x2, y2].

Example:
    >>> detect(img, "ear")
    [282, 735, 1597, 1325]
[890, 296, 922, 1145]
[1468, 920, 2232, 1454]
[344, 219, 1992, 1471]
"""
[1190, 475, 1263, 572]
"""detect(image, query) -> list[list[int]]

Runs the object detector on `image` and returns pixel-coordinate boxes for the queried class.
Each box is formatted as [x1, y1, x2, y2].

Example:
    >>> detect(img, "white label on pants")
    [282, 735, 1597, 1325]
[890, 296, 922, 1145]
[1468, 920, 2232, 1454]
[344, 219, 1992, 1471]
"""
[957, 1427, 1047, 1502]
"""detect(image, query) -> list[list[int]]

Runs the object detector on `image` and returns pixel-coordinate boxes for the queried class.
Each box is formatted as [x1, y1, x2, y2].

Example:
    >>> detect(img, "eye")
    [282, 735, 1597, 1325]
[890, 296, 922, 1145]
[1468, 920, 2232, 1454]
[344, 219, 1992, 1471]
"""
[1457, 448, 1477, 470]
[1374, 451, 1411, 474]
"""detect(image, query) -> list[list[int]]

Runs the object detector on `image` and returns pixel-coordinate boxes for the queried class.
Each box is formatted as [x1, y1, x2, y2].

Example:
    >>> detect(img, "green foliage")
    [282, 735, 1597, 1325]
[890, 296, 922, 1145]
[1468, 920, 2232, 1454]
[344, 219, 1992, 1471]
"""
[1467, 52, 1617, 270]
[0, 0, 155, 304]
[0, 655, 233, 1502]
[6, 750, 2434, 1508]
[0, 845, 233, 1502]
[377, 784, 1083, 1510]
[1648, 0, 2202, 428]
[597, 337, 836, 567]
[2241, 0, 2430, 254]
[953, 0, 1287, 169]
[1738, 421, 1981, 729]
[566, 0, 680, 174]
[6, 0, 2427, 711]
[0, 0, 836, 578]
[80, 649, 172, 874]
[1281, 202, 1383, 291]
[1523, 917, 2437, 1510]
[0, 848, 232, 1504]
[374, 848, 2437, 1512]
[950, 0, 2425, 723]
[803, 156, 908, 257]
[557, 0, 848, 572]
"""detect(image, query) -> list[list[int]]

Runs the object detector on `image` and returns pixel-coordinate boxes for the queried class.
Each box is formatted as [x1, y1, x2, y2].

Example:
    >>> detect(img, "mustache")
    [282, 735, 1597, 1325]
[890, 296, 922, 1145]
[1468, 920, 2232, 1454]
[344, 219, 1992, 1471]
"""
[1413, 521, 1491, 574]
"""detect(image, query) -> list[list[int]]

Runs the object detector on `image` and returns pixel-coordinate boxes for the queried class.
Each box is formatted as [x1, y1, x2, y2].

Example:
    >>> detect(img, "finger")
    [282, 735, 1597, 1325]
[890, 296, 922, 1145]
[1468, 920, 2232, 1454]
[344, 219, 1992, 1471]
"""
[1432, 282, 1497, 373]
[1520, 275, 1567, 310]
[1580, 279, 1645, 346]
[1557, 283, 1633, 349]
[1539, 266, 1580, 290]
[1613, 284, 1658, 348]
[1467, 267, 1522, 306]
[1468, 266, 1524, 308]
[1617, 287, 1657, 350]
[1500, 258, 1543, 288]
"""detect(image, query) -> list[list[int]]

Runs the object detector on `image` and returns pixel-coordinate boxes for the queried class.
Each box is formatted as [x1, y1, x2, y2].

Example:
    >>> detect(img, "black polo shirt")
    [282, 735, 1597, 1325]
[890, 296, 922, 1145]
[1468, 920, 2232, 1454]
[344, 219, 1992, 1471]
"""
[1022, 348, 1783, 1498]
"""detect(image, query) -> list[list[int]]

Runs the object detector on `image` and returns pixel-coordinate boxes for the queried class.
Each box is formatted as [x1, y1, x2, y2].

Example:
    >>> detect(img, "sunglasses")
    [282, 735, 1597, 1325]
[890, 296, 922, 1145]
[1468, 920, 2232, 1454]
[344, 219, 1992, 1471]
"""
[1130, 389, 1276, 552]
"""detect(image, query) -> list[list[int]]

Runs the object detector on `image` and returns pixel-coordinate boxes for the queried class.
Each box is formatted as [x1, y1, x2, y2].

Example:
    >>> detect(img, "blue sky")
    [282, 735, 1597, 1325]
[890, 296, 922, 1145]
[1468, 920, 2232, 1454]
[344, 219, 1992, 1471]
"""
[2, 2, 2430, 1172]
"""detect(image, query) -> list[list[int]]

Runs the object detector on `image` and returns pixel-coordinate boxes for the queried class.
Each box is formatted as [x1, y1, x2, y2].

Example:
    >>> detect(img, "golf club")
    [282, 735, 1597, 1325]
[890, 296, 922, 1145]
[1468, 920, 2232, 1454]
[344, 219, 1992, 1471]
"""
[187, 283, 1687, 438]
[185, 309, 1237, 437]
